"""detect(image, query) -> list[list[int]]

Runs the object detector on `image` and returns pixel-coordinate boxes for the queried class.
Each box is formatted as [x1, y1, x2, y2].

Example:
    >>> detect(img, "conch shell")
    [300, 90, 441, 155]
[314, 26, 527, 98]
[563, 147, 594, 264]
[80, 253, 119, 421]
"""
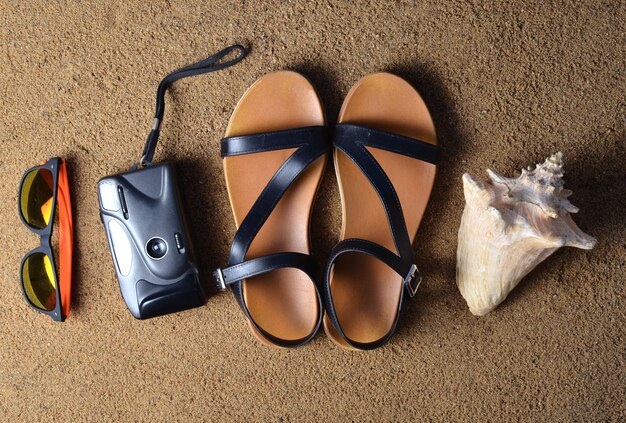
[456, 152, 596, 316]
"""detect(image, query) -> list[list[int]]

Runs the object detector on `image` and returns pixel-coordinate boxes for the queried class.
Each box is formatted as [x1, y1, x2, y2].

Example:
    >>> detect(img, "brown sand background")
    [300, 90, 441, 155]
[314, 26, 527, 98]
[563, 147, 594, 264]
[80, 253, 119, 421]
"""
[1, 1, 624, 421]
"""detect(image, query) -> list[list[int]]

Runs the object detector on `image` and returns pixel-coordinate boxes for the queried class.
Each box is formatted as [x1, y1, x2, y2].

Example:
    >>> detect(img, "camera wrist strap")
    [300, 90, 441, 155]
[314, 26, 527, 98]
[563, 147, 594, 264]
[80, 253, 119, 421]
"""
[136, 44, 247, 169]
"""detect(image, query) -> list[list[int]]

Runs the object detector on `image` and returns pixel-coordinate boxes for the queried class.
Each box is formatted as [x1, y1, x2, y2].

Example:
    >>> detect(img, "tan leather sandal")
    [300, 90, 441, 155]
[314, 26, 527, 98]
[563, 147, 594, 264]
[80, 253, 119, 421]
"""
[323, 73, 440, 350]
[214, 71, 329, 348]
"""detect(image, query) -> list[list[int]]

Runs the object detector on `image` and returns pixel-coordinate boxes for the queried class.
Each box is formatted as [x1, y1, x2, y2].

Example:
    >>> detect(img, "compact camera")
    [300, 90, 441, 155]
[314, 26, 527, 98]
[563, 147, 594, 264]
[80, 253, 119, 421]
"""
[97, 45, 245, 318]
[98, 162, 206, 319]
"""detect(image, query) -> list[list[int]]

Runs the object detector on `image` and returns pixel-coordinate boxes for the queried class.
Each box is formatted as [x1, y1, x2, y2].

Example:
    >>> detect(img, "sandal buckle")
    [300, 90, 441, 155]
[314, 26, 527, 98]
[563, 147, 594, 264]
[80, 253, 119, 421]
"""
[404, 264, 421, 298]
[214, 268, 226, 291]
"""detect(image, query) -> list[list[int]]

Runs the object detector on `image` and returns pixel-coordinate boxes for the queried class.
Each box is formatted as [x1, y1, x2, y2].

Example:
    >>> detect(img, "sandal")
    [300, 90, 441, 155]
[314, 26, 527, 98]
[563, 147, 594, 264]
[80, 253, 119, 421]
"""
[323, 73, 440, 350]
[214, 71, 329, 348]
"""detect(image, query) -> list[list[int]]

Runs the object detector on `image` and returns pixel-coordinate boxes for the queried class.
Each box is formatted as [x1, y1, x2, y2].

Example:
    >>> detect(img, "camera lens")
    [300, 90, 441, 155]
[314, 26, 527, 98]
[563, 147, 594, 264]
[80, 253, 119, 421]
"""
[146, 237, 168, 260]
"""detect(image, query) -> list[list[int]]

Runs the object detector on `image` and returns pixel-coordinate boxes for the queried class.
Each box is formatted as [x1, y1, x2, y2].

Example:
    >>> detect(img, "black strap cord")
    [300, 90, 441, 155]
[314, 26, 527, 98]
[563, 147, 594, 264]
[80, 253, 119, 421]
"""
[135, 44, 247, 169]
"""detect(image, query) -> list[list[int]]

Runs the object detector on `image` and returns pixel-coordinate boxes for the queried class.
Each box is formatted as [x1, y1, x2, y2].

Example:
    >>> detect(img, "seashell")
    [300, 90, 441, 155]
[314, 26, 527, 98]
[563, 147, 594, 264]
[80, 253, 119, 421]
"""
[456, 152, 596, 316]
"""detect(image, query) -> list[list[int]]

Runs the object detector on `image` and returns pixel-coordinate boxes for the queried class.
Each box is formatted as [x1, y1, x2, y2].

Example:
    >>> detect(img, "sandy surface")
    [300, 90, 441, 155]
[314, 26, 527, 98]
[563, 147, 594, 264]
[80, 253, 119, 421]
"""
[1, 1, 624, 421]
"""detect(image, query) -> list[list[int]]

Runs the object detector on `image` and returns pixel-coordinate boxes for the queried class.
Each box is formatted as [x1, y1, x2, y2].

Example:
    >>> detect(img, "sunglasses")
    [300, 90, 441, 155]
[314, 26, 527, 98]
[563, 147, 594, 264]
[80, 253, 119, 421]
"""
[18, 158, 73, 322]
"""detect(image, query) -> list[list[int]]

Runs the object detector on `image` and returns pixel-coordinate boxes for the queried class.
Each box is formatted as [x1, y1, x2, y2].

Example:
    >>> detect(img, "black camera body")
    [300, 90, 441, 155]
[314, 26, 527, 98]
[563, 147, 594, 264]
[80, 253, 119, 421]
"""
[98, 163, 206, 319]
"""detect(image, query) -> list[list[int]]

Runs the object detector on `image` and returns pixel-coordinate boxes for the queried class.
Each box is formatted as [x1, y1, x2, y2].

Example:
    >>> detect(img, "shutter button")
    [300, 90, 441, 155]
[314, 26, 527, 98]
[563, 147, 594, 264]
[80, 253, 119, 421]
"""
[174, 233, 185, 253]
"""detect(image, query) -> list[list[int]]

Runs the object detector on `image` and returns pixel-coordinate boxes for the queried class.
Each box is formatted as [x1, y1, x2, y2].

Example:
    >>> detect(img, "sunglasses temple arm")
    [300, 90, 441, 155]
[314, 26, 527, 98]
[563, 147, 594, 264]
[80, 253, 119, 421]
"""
[57, 161, 74, 320]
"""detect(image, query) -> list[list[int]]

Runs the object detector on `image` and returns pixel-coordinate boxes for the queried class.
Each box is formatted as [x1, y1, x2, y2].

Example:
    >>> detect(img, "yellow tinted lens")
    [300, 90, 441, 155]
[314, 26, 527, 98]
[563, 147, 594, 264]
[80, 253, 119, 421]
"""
[22, 252, 57, 311]
[20, 168, 54, 230]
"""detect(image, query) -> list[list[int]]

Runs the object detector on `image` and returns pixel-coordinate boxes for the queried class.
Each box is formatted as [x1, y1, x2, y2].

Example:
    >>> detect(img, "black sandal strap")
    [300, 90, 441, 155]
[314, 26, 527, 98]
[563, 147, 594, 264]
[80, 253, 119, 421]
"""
[333, 123, 439, 264]
[334, 124, 439, 164]
[214, 252, 317, 288]
[323, 239, 421, 350]
[221, 126, 328, 157]
[222, 126, 329, 267]
[214, 252, 324, 348]
[335, 125, 414, 262]
[219, 125, 329, 348]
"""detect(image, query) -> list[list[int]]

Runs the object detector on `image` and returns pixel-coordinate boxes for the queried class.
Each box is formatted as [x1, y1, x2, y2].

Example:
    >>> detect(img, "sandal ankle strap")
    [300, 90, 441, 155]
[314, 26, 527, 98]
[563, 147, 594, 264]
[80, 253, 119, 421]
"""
[214, 252, 317, 290]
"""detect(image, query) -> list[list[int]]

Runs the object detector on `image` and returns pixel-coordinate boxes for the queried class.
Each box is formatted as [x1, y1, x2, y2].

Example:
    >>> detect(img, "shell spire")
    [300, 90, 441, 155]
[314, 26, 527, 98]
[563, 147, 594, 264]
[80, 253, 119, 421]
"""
[530, 151, 565, 187]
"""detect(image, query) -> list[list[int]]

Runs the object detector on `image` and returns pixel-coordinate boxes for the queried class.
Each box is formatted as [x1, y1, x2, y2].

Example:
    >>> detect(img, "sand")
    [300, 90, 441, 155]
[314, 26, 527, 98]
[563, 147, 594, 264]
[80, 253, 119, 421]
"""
[0, 1, 624, 421]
